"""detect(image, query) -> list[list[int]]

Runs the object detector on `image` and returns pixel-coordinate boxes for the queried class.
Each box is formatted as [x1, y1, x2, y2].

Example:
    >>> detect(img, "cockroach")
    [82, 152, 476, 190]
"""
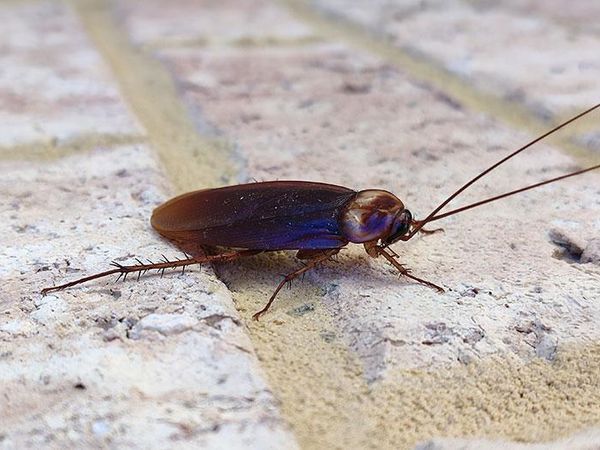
[42, 104, 600, 320]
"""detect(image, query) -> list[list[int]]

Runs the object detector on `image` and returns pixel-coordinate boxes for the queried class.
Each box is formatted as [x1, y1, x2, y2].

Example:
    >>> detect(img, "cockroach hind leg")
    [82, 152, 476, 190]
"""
[396, 266, 444, 293]
[411, 275, 444, 293]
[41, 249, 261, 295]
[253, 249, 339, 321]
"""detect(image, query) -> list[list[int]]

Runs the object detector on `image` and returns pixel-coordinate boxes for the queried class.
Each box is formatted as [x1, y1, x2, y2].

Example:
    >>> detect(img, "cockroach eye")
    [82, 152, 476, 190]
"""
[387, 209, 412, 244]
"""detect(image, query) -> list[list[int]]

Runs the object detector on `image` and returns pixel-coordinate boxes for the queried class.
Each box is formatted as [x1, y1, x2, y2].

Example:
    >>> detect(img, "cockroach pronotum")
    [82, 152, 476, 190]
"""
[42, 104, 600, 320]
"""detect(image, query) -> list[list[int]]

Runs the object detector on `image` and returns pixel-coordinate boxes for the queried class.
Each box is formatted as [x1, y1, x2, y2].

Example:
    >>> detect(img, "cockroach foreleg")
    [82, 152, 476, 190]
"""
[41, 249, 262, 295]
[418, 227, 444, 235]
[377, 247, 444, 293]
[253, 249, 339, 321]
[410, 219, 444, 236]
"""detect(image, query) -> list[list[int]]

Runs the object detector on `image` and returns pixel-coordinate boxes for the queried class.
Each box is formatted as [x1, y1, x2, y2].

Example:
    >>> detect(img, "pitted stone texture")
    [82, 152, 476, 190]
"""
[549, 215, 600, 264]
[416, 427, 600, 450]
[160, 42, 473, 187]
[312, 0, 600, 118]
[0, 147, 297, 449]
[119, 0, 314, 47]
[500, 0, 600, 34]
[152, 41, 600, 381]
[0, 1, 141, 147]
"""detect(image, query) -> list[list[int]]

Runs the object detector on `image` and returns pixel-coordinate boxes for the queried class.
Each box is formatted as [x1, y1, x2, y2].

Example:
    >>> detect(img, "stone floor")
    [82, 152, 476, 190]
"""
[1, 1, 599, 449]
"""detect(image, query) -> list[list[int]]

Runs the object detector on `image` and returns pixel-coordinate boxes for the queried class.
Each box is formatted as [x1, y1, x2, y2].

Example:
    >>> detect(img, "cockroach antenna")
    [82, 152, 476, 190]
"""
[399, 103, 600, 241]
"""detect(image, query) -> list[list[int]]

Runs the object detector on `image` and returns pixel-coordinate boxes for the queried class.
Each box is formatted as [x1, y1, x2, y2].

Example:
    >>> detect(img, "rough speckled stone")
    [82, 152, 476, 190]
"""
[0, 147, 297, 448]
[416, 428, 600, 450]
[581, 238, 600, 264]
[119, 0, 314, 46]
[0, 0, 141, 147]
[312, 0, 600, 117]
[500, 0, 600, 34]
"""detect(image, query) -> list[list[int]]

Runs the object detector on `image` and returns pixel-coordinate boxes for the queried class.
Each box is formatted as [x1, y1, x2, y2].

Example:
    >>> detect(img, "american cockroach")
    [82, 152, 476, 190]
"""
[42, 104, 600, 320]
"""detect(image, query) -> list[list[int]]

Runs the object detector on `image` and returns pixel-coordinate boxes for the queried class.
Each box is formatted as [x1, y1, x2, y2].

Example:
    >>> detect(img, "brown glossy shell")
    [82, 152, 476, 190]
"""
[151, 181, 356, 250]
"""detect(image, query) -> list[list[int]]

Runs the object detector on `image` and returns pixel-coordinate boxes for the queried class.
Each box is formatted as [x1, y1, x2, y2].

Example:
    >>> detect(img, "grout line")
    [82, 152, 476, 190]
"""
[0, 0, 37, 5]
[70, 0, 238, 193]
[0, 133, 144, 162]
[281, 0, 600, 166]
[143, 34, 325, 51]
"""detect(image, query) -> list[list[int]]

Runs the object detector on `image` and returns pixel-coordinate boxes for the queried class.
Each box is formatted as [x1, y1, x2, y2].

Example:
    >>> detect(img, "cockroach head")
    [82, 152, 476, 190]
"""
[340, 190, 410, 244]
[385, 209, 412, 244]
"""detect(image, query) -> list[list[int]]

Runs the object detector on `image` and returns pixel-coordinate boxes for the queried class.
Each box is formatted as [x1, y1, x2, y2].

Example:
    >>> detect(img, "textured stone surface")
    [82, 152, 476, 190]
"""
[500, 0, 600, 34]
[120, 0, 314, 46]
[0, 147, 296, 449]
[312, 0, 600, 118]
[0, 1, 141, 147]
[416, 428, 600, 450]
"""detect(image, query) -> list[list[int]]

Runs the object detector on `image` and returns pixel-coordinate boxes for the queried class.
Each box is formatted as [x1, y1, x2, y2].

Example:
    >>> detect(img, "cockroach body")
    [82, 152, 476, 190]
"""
[42, 104, 600, 320]
[150, 181, 437, 319]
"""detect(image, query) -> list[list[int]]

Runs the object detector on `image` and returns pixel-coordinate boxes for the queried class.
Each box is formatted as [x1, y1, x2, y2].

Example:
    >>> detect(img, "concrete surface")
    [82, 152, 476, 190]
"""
[312, 0, 600, 115]
[0, 0, 141, 147]
[1, 0, 599, 449]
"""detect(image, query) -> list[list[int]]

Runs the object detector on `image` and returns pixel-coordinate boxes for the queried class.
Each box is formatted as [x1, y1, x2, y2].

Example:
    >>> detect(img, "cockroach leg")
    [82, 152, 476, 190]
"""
[418, 227, 444, 235]
[387, 247, 399, 258]
[253, 249, 339, 321]
[409, 219, 444, 236]
[41, 249, 262, 295]
[377, 247, 444, 293]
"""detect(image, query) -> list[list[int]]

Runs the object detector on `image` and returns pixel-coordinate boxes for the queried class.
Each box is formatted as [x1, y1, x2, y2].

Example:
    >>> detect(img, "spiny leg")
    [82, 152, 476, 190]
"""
[252, 249, 339, 321]
[377, 247, 444, 292]
[41, 249, 262, 295]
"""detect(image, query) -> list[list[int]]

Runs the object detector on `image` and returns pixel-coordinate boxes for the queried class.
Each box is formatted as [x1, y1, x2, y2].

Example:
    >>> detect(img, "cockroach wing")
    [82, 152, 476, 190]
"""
[151, 181, 357, 250]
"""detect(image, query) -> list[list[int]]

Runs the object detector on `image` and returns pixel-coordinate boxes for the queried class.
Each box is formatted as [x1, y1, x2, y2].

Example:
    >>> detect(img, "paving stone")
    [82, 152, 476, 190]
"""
[500, 0, 600, 34]
[416, 427, 600, 450]
[0, 0, 141, 147]
[312, 0, 600, 119]
[119, 0, 314, 47]
[0, 146, 297, 448]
